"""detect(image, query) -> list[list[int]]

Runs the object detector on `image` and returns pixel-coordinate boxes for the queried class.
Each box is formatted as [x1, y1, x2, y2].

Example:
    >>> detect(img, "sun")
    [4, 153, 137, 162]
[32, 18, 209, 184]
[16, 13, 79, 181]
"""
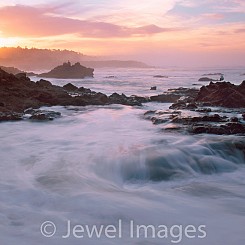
[0, 37, 21, 47]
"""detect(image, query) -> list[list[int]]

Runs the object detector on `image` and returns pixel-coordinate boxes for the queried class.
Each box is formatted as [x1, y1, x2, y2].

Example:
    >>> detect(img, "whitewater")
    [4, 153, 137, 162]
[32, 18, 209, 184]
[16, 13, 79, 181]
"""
[0, 67, 244, 244]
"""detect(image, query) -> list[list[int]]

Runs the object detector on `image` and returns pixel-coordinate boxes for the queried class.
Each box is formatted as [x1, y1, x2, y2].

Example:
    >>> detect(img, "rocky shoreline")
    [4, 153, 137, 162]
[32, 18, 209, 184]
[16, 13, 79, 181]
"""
[144, 81, 245, 135]
[1, 68, 244, 135]
[0, 68, 147, 121]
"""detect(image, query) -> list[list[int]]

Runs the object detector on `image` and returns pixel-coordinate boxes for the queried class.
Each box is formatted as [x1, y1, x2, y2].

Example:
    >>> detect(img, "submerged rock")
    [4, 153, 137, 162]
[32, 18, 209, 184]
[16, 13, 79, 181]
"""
[153, 75, 168, 78]
[29, 110, 61, 121]
[198, 77, 217, 82]
[0, 112, 23, 121]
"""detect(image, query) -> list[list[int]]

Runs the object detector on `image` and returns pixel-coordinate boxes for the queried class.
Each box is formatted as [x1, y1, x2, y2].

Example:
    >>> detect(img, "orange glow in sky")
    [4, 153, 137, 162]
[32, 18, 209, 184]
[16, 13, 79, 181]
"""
[0, 0, 244, 66]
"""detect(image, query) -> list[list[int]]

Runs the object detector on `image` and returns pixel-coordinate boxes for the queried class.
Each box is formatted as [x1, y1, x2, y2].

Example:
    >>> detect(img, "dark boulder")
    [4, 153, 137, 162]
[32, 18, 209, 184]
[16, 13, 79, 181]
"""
[230, 117, 239, 122]
[36, 79, 52, 87]
[63, 83, 78, 92]
[150, 86, 157, 90]
[78, 87, 92, 93]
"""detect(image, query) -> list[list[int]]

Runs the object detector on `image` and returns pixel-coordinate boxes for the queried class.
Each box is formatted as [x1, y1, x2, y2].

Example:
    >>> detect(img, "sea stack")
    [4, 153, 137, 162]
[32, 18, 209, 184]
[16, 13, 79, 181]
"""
[38, 61, 94, 79]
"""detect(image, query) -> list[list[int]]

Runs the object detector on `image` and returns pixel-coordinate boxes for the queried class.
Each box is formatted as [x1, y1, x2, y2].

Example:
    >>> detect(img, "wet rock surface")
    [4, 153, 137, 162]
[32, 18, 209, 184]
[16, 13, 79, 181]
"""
[150, 87, 199, 103]
[0, 68, 147, 121]
[144, 108, 245, 135]
[196, 81, 245, 108]
[28, 110, 61, 121]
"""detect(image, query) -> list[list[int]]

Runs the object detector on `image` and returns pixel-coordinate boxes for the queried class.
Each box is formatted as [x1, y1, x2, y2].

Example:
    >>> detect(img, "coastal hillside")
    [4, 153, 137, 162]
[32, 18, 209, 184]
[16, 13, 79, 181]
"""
[0, 47, 150, 71]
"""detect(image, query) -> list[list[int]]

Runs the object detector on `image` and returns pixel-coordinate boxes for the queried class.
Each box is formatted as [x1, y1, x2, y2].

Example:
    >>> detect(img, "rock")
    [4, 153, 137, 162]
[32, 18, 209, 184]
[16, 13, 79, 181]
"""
[0, 66, 24, 75]
[29, 110, 61, 121]
[144, 110, 156, 116]
[38, 62, 94, 79]
[198, 77, 217, 82]
[36, 79, 52, 87]
[202, 114, 226, 122]
[169, 102, 186, 110]
[195, 108, 212, 113]
[153, 75, 168, 78]
[77, 87, 92, 93]
[191, 125, 227, 135]
[0, 67, 147, 121]
[230, 117, 239, 122]
[130, 95, 149, 103]
[191, 122, 245, 135]
[26, 72, 37, 76]
[14, 73, 26, 79]
[224, 123, 245, 134]
[63, 83, 78, 91]
[109, 93, 126, 103]
[150, 94, 181, 103]
[150, 86, 157, 90]
[242, 113, 245, 120]
[171, 114, 227, 124]
[0, 112, 23, 121]
[151, 117, 168, 125]
[105, 76, 116, 78]
[196, 81, 245, 108]
[202, 73, 223, 76]
[90, 92, 109, 105]
[108, 93, 141, 106]
[186, 103, 198, 109]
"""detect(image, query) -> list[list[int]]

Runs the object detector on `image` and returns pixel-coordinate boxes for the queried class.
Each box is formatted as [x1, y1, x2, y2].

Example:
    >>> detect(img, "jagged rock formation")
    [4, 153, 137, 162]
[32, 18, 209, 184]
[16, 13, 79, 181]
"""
[196, 81, 245, 108]
[0, 68, 145, 121]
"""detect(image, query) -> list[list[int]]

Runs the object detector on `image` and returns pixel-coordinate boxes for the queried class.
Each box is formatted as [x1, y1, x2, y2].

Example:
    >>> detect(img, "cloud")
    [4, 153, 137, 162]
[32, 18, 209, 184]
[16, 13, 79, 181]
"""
[168, 0, 245, 24]
[234, 28, 245, 33]
[0, 5, 180, 38]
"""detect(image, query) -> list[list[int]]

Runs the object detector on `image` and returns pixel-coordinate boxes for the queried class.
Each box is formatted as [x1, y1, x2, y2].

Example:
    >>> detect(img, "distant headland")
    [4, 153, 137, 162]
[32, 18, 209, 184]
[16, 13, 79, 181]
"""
[0, 47, 150, 71]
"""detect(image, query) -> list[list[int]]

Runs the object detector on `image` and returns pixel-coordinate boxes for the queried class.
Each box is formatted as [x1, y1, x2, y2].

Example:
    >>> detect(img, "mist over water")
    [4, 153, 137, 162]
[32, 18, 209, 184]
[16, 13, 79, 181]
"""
[1, 67, 245, 244]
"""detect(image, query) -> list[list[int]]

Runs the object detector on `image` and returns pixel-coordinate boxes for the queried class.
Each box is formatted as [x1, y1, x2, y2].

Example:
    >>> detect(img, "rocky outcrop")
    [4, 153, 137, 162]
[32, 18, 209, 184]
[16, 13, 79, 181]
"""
[150, 94, 180, 103]
[38, 62, 94, 79]
[196, 81, 245, 108]
[198, 77, 217, 82]
[150, 87, 199, 103]
[0, 68, 146, 121]
[191, 123, 245, 135]
[144, 108, 245, 135]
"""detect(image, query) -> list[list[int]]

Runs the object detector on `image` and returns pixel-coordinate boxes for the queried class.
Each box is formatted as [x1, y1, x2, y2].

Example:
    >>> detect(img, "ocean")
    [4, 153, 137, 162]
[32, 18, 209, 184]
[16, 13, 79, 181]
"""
[0, 67, 245, 244]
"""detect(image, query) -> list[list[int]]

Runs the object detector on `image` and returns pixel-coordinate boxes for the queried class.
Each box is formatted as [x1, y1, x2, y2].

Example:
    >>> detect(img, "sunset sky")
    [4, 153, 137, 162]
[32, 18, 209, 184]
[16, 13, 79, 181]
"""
[0, 0, 244, 66]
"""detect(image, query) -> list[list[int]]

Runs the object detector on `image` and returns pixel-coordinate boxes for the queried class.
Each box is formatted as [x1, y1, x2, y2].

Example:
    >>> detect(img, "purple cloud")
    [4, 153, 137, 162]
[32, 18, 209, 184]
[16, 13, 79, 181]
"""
[0, 5, 180, 38]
